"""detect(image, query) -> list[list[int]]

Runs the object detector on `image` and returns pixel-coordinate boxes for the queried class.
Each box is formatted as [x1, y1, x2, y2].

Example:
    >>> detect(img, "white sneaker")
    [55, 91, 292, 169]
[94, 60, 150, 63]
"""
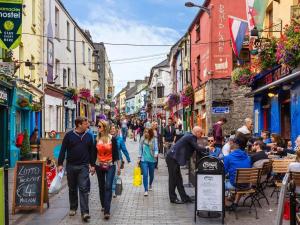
[149, 186, 153, 191]
[144, 191, 148, 196]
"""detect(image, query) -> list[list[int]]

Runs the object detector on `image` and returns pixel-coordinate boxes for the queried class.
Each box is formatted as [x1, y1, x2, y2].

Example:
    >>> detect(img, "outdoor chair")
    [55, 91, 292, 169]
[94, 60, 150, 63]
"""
[256, 160, 273, 206]
[230, 168, 260, 219]
[271, 159, 293, 202]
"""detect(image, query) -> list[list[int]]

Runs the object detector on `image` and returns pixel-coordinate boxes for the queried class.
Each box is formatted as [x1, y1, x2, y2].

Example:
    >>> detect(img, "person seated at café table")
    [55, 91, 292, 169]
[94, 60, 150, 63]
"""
[250, 140, 268, 167]
[207, 136, 223, 159]
[288, 147, 300, 193]
[267, 133, 287, 157]
[261, 130, 271, 144]
[224, 137, 251, 210]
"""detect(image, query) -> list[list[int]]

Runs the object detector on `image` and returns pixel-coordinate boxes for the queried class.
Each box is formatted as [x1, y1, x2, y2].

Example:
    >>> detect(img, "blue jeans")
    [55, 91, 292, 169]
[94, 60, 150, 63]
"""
[96, 165, 116, 214]
[121, 127, 128, 142]
[140, 161, 155, 191]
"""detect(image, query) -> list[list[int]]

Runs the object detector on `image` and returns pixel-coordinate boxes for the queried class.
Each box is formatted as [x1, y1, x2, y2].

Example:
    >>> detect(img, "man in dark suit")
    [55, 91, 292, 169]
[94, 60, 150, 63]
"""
[163, 118, 176, 147]
[166, 126, 207, 204]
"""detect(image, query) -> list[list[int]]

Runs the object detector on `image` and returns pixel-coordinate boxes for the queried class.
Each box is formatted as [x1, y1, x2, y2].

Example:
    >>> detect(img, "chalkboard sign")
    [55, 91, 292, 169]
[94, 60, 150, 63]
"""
[12, 161, 49, 214]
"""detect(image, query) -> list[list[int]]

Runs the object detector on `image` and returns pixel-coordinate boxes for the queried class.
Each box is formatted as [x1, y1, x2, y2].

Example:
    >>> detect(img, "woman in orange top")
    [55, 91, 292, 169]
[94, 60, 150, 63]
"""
[94, 119, 120, 220]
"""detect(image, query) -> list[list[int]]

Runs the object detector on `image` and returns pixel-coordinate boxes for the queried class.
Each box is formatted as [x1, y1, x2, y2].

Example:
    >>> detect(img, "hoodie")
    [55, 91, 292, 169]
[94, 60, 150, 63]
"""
[224, 149, 251, 186]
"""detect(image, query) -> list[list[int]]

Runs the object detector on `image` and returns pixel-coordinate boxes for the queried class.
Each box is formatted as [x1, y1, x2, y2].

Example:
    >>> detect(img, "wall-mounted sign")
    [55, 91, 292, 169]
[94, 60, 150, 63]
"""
[0, 62, 15, 76]
[0, 0, 23, 50]
[212, 106, 229, 114]
[0, 87, 8, 105]
[194, 87, 205, 103]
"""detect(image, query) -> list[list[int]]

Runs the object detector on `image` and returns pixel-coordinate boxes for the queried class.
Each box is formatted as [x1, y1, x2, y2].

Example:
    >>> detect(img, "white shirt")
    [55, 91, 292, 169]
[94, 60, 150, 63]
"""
[222, 142, 231, 156]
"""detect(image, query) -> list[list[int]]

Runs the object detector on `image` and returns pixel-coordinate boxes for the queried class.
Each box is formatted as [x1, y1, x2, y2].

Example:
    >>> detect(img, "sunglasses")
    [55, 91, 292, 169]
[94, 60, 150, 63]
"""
[208, 140, 214, 143]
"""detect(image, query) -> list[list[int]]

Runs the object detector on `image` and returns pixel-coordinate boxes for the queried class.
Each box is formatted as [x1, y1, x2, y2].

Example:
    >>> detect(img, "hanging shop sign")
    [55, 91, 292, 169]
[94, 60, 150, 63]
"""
[0, 62, 15, 76]
[0, 86, 8, 106]
[0, 0, 23, 50]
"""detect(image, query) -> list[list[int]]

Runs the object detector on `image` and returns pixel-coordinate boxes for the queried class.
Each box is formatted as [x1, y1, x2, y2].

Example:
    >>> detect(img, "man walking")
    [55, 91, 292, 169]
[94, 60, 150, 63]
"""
[212, 117, 227, 148]
[58, 117, 95, 222]
[163, 118, 176, 154]
[166, 126, 207, 204]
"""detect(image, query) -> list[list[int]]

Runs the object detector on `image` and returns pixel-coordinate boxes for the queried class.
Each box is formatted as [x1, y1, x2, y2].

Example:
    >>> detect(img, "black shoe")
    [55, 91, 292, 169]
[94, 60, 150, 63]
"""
[183, 197, 194, 203]
[82, 213, 90, 222]
[170, 199, 184, 204]
[225, 203, 237, 211]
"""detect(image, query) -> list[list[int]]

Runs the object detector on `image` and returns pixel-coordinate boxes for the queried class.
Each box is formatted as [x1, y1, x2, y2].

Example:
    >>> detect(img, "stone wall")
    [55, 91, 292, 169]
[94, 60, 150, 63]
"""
[205, 79, 253, 136]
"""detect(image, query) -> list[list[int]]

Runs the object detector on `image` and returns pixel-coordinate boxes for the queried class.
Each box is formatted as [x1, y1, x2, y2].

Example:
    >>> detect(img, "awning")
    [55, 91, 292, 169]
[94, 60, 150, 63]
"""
[245, 70, 300, 97]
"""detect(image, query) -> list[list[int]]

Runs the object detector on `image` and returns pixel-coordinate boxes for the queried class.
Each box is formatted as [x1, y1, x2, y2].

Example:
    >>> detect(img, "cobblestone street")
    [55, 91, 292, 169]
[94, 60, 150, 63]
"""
[11, 139, 289, 225]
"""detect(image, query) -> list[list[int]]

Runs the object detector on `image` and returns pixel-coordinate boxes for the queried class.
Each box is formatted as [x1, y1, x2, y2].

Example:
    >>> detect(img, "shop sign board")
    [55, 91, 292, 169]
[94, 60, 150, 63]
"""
[194, 87, 205, 103]
[0, 62, 15, 76]
[212, 106, 229, 114]
[0, 0, 23, 50]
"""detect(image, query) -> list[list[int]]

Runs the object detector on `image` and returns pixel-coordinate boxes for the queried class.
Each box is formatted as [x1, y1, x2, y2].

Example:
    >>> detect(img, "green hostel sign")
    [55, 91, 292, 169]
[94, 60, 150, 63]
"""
[0, 0, 23, 50]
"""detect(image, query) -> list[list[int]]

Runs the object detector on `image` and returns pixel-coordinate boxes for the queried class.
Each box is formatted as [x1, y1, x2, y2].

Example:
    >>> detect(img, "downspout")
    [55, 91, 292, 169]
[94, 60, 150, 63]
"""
[74, 26, 78, 118]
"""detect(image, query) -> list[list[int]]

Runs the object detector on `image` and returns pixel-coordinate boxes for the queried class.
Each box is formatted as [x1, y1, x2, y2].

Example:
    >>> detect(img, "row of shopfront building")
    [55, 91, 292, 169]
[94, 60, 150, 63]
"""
[145, 0, 300, 147]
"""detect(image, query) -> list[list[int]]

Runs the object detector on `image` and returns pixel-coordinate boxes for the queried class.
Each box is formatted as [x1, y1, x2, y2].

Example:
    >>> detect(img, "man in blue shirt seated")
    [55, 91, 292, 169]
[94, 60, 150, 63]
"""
[166, 126, 207, 204]
[207, 136, 223, 159]
[224, 137, 251, 210]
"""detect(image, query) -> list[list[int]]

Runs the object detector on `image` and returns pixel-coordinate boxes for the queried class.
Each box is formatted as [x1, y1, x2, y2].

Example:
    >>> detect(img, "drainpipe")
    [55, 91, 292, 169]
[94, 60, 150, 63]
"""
[74, 26, 78, 118]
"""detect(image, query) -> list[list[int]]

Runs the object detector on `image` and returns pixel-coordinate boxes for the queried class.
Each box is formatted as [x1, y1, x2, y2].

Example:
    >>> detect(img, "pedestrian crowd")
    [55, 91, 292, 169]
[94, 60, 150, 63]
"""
[57, 115, 300, 222]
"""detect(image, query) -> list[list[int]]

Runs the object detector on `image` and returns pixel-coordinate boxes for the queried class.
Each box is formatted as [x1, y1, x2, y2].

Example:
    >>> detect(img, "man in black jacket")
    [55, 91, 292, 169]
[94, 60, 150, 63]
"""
[58, 117, 95, 222]
[166, 126, 207, 204]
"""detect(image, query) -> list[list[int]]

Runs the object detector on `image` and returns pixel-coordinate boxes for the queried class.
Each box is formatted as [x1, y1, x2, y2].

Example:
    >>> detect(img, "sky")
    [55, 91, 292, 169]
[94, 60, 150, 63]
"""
[62, 0, 203, 94]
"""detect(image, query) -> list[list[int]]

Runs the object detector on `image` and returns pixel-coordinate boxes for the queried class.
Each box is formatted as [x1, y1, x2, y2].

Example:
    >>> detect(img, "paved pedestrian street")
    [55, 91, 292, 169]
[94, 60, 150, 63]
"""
[11, 139, 289, 225]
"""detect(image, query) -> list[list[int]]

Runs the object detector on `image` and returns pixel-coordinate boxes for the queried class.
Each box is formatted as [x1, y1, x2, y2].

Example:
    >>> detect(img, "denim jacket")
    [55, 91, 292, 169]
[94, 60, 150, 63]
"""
[116, 135, 131, 162]
[139, 137, 158, 161]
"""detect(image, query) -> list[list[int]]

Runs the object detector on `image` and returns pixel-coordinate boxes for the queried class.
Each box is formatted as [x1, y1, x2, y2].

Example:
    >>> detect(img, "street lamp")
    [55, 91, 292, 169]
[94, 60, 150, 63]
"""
[185, 1, 211, 17]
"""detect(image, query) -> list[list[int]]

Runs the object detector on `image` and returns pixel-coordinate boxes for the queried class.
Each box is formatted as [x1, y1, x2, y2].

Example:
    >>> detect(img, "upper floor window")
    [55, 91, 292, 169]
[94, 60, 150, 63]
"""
[63, 68, 67, 87]
[67, 68, 71, 87]
[67, 21, 70, 50]
[196, 24, 200, 42]
[156, 84, 164, 98]
[55, 7, 60, 39]
[82, 42, 85, 64]
[197, 55, 201, 86]
[88, 48, 91, 70]
[32, 0, 36, 26]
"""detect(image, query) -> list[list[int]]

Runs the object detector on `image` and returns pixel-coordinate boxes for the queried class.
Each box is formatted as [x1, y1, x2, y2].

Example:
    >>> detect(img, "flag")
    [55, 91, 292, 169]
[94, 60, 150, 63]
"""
[245, 0, 268, 31]
[228, 16, 248, 57]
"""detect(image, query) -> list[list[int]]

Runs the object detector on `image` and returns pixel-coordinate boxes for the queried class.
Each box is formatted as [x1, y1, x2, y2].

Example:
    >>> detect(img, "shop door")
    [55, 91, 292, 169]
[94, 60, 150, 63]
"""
[0, 107, 7, 166]
[281, 101, 291, 140]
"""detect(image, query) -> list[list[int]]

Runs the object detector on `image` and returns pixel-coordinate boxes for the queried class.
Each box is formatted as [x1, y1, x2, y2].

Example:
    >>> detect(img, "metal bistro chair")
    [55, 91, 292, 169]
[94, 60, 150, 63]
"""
[230, 168, 260, 219]
[271, 159, 293, 203]
[290, 172, 300, 224]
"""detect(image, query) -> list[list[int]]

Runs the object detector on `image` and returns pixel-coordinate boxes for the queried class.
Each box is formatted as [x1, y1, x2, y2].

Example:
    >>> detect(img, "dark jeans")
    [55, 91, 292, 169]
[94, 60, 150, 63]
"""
[165, 155, 189, 202]
[96, 165, 116, 214]
[66, 164, 90, 215]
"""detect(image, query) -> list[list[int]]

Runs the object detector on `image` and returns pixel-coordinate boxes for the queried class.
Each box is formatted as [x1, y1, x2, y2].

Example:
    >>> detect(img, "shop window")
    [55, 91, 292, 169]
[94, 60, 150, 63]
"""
[281, 92, 291, 140]
[15, 111, 22, 136]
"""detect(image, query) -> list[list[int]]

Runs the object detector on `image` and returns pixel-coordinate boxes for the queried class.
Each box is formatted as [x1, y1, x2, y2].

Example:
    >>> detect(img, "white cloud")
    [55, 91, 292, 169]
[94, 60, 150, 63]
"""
[77, 3, 180, 94]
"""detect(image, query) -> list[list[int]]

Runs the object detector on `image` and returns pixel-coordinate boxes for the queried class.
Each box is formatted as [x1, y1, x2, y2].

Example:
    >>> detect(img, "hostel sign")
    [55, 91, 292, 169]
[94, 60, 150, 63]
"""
[0, 0, 23, 50]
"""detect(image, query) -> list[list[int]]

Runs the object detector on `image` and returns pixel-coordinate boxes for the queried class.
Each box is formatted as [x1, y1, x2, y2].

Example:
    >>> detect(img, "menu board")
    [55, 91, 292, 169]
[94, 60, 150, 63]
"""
[197, 174, 223, 211]
[12, 161, 48, 214]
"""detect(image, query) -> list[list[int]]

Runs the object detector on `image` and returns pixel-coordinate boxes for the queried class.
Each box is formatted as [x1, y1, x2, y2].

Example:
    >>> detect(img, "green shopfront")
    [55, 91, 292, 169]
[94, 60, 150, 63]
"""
[0, 81, 12, 167]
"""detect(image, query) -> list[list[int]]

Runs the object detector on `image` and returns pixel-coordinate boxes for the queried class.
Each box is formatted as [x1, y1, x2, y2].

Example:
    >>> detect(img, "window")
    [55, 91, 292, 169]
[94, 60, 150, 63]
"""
[83, 76, 86, 88]
[55, 7, 60, 39]
[82, 42, 85, 64]
[88, 48, 91, 70]
[185, 69, 190, 84]
[197, 55, 201, 86]
[55, 59, 60, 76]
[196, 24, 200, 42]
[67, 21, 70, 49]
[67, 68, 71, 87]
[157, 86, 164, 98]
[63, 68, 67, 87]
[32, 0, 36, 26]
[31, 55, 35, 79]
[89, 80, 91, 90]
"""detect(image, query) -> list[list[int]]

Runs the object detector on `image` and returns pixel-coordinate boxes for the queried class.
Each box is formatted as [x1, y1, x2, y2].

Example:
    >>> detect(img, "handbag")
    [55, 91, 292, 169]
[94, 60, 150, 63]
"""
[133, 166, 142, 186]
[115, 177, 123, 196]
[98, 162, 112, 171]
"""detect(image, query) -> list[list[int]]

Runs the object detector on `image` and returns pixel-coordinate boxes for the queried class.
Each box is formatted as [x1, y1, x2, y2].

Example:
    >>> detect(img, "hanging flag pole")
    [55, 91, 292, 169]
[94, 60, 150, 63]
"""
[228, 16, 248, 57]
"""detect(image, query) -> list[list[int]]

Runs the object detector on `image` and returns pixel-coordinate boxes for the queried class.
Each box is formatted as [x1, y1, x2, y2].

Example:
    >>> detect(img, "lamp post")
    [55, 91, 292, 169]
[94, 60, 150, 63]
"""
[184, 1, 211, 17]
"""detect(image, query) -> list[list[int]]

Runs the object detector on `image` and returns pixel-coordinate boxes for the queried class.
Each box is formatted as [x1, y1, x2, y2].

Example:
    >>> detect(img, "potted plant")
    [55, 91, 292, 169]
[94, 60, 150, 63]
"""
[231, 67, 253, 86]
[20, 129, 32, 160]
[79, 88, 91, 99]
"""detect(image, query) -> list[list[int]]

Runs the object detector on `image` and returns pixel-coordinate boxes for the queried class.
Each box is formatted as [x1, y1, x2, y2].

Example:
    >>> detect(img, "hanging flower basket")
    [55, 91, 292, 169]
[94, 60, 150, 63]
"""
[79, 88, 91, 99]
[180, 85, 194, 107]
[231, 67, 253, 86]
[31, 103, 42, 112]
[17, 96, 30, 108]
[166, 94, 180, 108]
